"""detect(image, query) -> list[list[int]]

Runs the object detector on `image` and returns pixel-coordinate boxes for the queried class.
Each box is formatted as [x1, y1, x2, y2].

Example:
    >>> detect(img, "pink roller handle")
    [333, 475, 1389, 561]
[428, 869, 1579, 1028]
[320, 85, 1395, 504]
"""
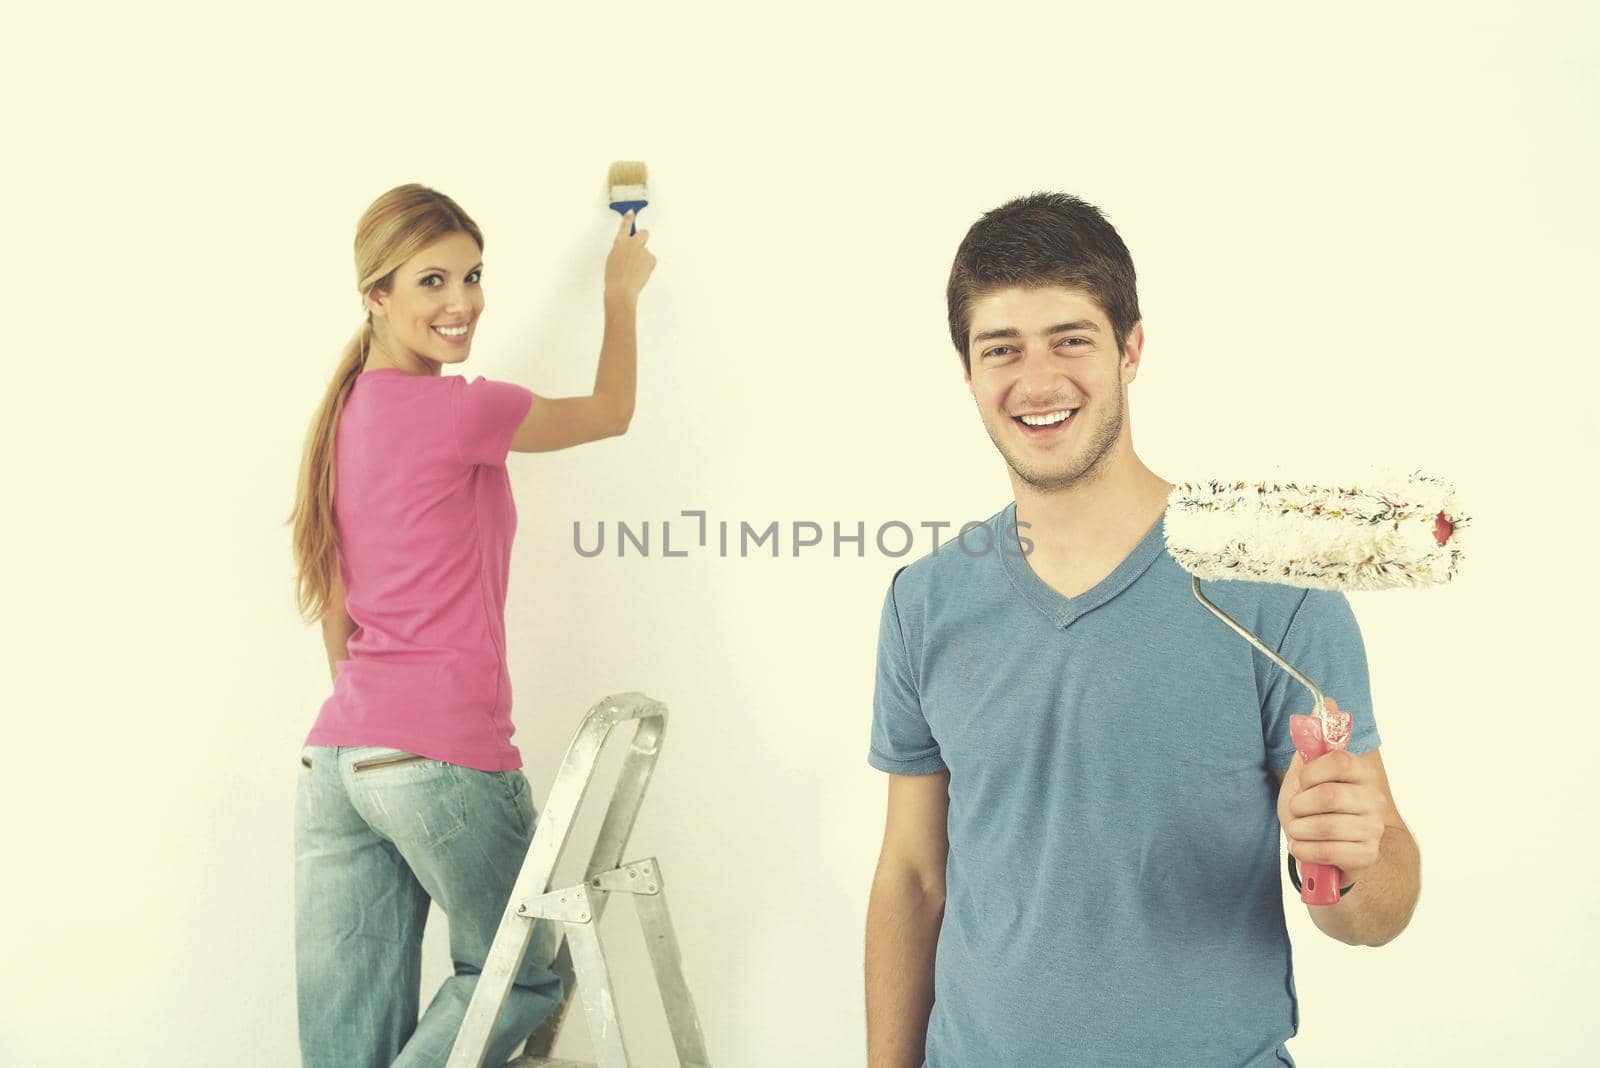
[1288, 698, 1353, 906]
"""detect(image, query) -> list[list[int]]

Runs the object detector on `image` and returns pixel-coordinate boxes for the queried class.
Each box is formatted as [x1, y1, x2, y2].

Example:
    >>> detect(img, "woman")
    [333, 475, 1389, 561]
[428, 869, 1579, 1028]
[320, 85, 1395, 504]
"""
[286, 183, 655, 1068]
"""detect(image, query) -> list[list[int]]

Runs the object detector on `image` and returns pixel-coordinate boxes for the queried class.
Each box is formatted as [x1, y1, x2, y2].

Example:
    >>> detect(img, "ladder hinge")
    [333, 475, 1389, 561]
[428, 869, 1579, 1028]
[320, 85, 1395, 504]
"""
[516, 885, 595, 923]
[589, 857, 662, 896]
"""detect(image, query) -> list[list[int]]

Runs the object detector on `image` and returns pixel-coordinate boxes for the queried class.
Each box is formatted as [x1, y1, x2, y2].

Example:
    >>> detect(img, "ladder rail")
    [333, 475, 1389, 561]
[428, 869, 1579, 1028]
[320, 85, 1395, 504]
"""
[633, 879, 711, 1067]
[525, 859, 709, 1068]
[586, 717, 665, 880]
[564, 917, 631, 1067]
[521, 715, 666, 1060]
[447, 694, 668, 1068]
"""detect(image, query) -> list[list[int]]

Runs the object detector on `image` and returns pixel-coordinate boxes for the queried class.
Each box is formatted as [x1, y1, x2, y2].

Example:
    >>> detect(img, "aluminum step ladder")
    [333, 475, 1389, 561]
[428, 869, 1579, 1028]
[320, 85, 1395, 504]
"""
[447, 692, 711, 1068]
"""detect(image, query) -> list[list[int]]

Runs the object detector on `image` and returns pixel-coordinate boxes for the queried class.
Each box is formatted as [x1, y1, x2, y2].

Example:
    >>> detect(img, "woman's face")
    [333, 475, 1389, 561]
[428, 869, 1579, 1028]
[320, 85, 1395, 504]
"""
[366, 231, 485, 371]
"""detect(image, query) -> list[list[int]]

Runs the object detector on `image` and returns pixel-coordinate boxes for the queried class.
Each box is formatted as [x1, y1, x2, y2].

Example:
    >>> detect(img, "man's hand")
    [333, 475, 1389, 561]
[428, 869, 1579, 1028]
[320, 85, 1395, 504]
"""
[1272, 746, 1419, 946]
[1276, 747, 1389, 883]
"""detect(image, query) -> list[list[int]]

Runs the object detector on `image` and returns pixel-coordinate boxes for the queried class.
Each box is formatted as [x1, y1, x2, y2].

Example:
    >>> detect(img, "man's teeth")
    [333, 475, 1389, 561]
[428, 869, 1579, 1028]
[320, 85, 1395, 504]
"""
[434, 324, 468, 337]
[1020, 409, 1076, 426]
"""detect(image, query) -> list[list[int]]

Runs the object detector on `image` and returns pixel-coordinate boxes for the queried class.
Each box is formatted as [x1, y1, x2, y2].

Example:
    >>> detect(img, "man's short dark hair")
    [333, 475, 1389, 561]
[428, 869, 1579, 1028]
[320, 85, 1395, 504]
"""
[947, 192, 1141, 373]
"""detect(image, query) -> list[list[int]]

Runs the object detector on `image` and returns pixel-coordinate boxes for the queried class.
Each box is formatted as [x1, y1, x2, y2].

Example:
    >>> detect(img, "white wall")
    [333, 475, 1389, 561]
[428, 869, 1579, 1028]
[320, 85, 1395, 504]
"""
[4, 2, 1597, 1064]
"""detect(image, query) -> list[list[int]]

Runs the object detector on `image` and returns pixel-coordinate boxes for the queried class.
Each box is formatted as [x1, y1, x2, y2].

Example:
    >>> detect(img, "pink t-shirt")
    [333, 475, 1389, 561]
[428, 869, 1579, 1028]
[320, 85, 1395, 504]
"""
[305, 367, 535, 772]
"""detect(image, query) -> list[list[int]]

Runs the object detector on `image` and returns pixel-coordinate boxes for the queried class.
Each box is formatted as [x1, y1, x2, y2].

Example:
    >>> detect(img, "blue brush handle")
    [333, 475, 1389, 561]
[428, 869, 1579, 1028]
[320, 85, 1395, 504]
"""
[609, 199, 648, 235]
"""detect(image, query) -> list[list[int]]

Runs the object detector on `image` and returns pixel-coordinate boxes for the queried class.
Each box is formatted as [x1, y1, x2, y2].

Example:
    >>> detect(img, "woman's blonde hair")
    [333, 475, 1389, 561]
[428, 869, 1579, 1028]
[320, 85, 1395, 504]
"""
[287, 183, 484, 625]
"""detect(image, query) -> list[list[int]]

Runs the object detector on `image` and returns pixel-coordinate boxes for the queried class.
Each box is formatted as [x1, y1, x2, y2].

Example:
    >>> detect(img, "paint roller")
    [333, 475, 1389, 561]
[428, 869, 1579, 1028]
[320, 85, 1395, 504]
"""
[1164, 469, 1468, 905]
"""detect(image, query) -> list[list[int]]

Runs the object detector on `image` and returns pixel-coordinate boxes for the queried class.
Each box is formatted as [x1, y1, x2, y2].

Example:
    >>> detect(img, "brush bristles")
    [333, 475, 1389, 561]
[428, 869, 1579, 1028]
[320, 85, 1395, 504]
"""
[1164, 470, 1468, 592]
[607, 160, 648, 190]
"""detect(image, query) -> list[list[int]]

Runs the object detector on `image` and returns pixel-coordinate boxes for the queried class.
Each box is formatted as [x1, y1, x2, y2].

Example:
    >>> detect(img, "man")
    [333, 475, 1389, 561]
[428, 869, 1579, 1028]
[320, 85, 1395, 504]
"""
[864, 193, 1421, 1066]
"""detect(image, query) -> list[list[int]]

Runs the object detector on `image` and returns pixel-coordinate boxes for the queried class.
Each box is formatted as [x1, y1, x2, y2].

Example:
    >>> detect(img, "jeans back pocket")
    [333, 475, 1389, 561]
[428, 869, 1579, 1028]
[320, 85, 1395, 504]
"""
[351, 756, 467, 847]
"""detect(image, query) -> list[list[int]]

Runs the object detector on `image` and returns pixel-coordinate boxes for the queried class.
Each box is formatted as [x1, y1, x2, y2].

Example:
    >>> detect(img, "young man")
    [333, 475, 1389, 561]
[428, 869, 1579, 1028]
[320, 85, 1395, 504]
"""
[864, 193, 1421, 1067]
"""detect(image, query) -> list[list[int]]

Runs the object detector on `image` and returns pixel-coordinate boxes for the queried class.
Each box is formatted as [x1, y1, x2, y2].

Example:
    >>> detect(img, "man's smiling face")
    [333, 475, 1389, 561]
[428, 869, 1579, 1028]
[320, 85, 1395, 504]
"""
[963, 285, 1141, 493]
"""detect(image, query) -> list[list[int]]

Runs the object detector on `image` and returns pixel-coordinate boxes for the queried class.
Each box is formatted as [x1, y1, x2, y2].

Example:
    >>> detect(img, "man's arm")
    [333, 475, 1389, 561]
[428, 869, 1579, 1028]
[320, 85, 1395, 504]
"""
[1274, 747, 1420, 946]
[866, 770, 950, 1068]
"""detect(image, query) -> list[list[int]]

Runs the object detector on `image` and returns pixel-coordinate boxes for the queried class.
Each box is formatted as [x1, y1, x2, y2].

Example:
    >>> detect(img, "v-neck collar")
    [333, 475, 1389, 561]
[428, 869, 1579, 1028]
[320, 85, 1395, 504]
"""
[997, 500, 1169, 629]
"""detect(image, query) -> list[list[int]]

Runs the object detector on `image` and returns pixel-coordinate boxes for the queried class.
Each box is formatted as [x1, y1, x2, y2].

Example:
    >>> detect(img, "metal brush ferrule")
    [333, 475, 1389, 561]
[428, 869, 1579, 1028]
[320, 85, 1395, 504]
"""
[1190, 575, 1328, 729]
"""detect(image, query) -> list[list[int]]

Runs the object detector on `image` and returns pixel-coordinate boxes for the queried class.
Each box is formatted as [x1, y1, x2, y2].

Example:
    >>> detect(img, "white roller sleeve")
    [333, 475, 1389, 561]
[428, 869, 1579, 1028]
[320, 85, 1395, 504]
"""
[1164, 469, 1467, 592]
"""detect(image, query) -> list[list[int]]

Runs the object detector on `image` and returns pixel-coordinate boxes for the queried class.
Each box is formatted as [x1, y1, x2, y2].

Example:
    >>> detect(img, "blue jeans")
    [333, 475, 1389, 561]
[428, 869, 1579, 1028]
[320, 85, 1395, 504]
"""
[295, 745, 563, 1068]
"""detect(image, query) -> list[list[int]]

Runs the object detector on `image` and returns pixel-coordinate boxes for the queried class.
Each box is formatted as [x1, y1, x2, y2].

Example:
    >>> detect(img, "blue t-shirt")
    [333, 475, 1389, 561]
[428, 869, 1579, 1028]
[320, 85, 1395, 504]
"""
[869, 502, 1381, 1067]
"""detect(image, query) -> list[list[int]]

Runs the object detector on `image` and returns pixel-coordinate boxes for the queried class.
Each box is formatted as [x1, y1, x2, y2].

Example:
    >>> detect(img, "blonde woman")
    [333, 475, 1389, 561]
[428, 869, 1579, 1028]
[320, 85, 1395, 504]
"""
[287, 184, 655, 1067]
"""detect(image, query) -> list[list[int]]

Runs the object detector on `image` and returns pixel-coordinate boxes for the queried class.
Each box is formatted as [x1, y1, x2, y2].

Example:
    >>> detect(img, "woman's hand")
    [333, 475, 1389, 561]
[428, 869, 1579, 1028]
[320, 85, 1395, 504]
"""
[604, 210, 656, 307]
